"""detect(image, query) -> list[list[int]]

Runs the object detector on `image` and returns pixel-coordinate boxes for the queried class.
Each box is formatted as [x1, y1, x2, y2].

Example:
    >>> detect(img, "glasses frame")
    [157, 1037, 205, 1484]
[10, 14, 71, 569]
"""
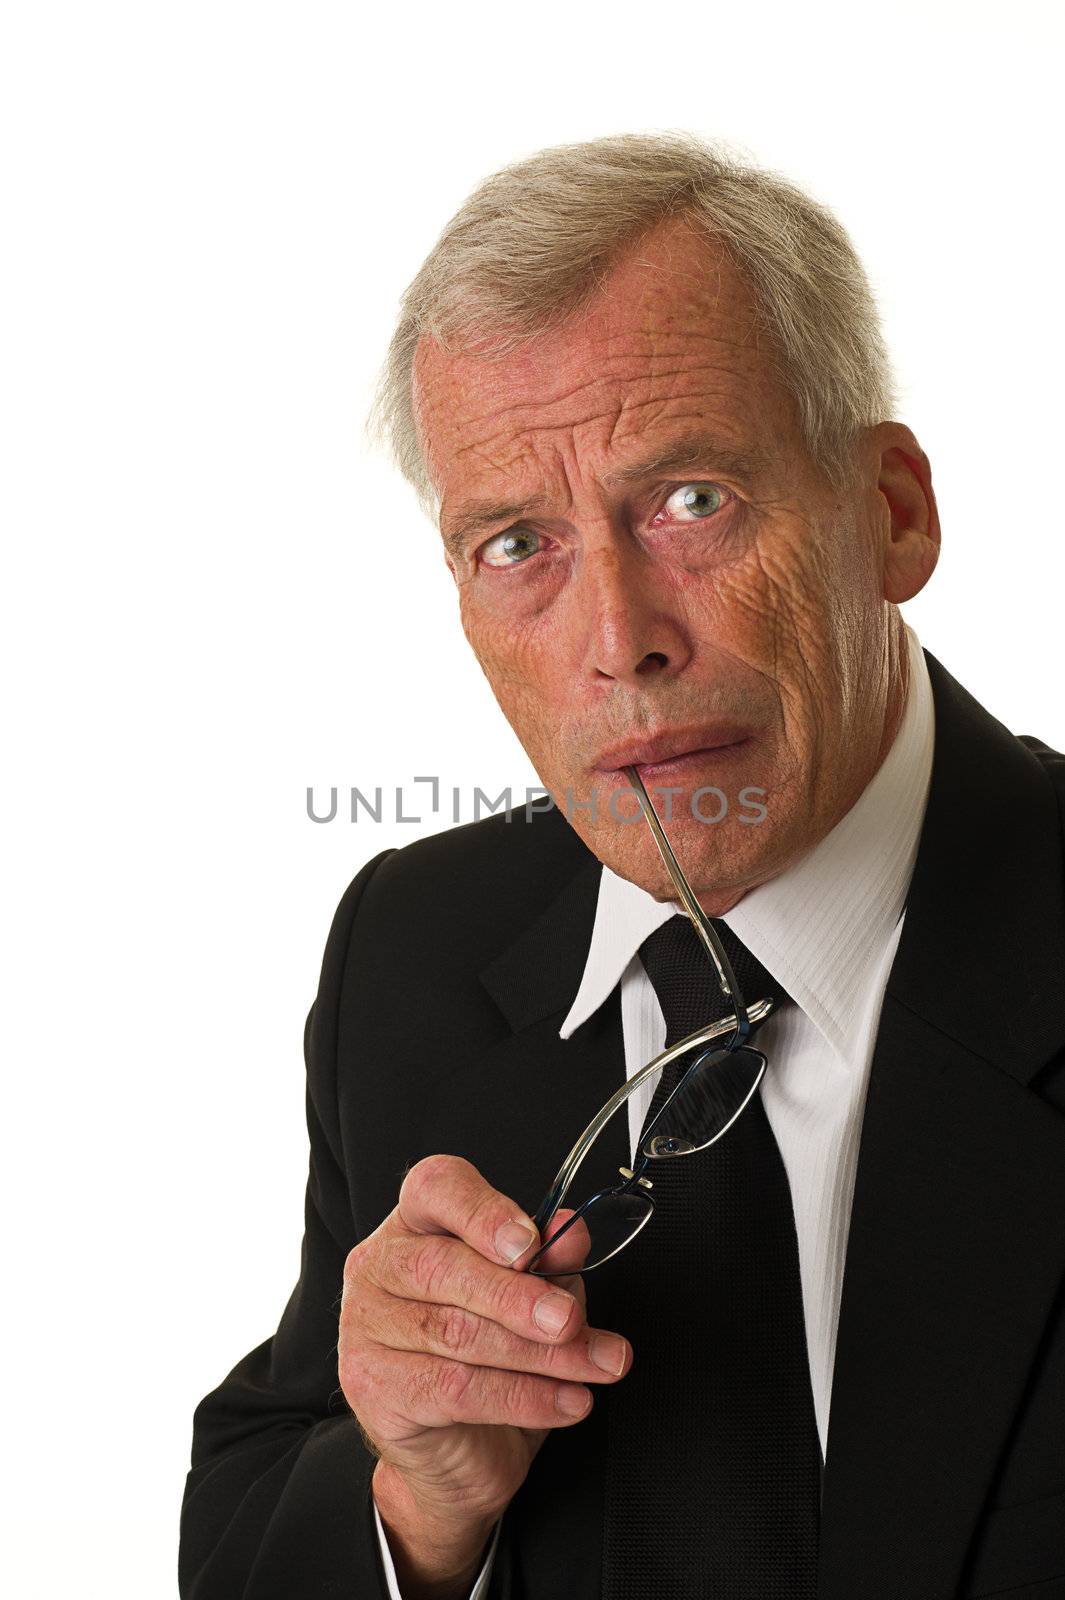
[527, 764, 775, 1276]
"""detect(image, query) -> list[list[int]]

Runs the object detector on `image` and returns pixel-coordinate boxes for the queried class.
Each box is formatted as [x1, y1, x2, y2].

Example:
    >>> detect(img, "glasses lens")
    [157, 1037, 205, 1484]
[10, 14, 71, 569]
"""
[641, 1044, 766, 1159]
[528, 1187, 654, 1276]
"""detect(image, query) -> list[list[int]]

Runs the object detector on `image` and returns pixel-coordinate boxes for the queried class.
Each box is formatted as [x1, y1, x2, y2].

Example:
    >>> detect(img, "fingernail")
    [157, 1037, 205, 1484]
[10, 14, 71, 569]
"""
[534, 1290, 573, 1335]
[590, 1334, 627, 1375]
[496, 1220, 536, 1263]
[557, 1385, 592, 1419]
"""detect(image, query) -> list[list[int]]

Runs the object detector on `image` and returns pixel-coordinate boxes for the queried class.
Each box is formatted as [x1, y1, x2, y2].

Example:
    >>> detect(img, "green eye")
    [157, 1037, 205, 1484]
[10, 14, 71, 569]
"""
[481, 527, 543, 568]
[667, 482, 727, 519]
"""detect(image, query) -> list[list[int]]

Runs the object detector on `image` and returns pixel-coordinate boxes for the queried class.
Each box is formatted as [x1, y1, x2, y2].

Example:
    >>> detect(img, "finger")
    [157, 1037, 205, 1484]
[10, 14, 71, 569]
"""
[350, 1277, 630, 1384]
[534, 1211, 588, 1313]
[396, 1154, 542, 1268]
[346, 1342, 595, 1438]
[364, 1229, 586, 1346]
[530, 1207, 595, 1276]
[545, 1270, 587, 1315]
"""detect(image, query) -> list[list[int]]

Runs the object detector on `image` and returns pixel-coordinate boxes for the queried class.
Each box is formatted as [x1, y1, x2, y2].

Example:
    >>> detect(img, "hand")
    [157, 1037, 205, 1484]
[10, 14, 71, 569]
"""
[339, 1154, 631, 1588]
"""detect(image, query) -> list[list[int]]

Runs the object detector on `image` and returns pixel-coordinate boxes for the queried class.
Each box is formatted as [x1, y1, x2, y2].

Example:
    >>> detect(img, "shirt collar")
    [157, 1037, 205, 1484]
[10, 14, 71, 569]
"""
[559, 623, 935, 1063]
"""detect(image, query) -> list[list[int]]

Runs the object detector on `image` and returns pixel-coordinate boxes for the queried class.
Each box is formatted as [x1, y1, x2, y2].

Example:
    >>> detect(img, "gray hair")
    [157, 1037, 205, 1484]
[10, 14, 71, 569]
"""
[368, 131, 896, 514]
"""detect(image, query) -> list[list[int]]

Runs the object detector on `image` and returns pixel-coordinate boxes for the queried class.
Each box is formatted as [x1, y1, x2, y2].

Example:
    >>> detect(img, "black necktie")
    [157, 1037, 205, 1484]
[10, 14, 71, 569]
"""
[598, 914, 822, 1599]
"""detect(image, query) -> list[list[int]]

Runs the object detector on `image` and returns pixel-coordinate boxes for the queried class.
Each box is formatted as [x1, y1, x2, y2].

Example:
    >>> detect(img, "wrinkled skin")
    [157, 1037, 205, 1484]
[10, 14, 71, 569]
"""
[414, 218, 940, 915]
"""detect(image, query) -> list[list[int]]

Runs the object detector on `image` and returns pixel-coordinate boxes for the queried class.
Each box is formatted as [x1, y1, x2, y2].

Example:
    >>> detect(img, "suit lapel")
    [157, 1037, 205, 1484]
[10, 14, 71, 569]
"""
[476, 846, 632, 1214]
[819, 652, 1065, 1598]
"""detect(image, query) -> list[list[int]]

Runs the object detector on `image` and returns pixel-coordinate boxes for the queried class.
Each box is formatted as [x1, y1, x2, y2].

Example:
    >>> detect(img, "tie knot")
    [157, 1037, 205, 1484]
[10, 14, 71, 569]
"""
[638, 914, 791, 1049]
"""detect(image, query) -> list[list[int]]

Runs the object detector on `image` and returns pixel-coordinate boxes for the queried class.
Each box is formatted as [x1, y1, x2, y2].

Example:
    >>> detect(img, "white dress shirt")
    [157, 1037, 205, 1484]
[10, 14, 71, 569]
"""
[374, 621, 935, 1599]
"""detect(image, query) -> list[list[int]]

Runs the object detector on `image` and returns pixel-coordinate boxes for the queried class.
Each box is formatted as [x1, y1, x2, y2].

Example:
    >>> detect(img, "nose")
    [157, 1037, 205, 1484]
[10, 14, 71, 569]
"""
[575, 534, 692, 686]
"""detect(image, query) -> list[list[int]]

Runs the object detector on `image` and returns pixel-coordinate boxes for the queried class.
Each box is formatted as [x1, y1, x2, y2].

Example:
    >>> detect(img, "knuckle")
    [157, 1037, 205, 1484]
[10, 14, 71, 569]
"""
[420, 1301, 478, 1355]
[533, 1339, 570, 1377]
[379, 1229, 416, 1286]
[338, 1346, 374, 1410]
[343, 1220, 390, 1288]
[490, 1270, 537, 1327]
[434, 1358, 476, 1413]
[406, 1235, 453, 1300]
[408, 1355, 444, 1417]
[402, 1153, 472, 1208]
[501, 1369, 551, 1423]
[339, 1269, 370, 1331]
[343, 1238, 369, 1283]
[464, 1185, 505, 1239]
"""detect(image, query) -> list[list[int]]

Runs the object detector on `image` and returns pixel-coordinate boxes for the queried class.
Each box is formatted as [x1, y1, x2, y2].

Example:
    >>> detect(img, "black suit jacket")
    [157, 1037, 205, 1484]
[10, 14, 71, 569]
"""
[180, 651, 1065, 1600]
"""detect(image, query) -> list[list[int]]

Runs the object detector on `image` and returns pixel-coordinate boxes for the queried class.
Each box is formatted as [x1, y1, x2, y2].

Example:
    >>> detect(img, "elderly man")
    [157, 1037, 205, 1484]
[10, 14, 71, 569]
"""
[179, 134, 1065, 1600]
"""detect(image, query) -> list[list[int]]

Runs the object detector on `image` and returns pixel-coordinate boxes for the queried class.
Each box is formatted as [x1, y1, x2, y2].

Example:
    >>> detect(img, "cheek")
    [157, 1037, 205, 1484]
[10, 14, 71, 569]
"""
[457, 594, 570, 752]
[462, 625, 600, 796]
[683, 538, 824, 673]
[694, 538, 855, 766]
[459, 573, 570, 667]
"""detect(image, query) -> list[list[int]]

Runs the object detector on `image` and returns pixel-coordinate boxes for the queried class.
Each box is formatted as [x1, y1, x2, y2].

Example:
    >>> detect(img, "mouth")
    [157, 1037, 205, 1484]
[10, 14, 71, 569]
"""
[592, 725, 754, 783]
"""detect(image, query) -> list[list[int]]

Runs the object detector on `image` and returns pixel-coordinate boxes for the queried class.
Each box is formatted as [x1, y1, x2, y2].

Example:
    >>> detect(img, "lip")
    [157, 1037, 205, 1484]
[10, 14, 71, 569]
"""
[592, 724, 754, 773]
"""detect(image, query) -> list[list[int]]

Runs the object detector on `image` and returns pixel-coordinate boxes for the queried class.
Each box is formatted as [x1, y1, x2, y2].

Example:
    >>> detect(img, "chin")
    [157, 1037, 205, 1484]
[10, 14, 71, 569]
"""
[589, 812, 778, 906]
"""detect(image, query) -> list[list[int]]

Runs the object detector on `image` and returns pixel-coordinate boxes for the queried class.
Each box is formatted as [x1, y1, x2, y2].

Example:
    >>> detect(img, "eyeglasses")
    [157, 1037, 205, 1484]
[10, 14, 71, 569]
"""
[526, 764, 776, 1277]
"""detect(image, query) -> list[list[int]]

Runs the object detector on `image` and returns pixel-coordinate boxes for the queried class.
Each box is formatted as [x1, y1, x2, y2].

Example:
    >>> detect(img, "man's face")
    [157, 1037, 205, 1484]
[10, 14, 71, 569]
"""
[413, 219, 931, 912]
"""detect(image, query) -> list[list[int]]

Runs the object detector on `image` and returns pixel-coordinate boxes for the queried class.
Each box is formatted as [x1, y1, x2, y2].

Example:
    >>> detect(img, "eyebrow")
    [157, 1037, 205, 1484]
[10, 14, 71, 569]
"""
[440, 432, 768, 559]
[441, 495, 552, 559]
[605, 435, 768, 487]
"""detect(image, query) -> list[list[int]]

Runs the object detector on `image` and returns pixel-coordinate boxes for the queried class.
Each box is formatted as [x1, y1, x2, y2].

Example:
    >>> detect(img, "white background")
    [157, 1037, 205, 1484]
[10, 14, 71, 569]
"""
[2, 2, 1062, 1593]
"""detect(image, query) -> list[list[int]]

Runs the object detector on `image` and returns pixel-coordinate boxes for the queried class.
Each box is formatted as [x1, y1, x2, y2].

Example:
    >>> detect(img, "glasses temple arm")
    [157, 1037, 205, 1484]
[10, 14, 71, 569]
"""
[623, 763, 751, 1041]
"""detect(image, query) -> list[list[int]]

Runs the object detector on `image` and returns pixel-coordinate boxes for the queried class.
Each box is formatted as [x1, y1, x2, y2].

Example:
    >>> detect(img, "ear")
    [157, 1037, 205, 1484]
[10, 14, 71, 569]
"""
[865, 422, 941, 603]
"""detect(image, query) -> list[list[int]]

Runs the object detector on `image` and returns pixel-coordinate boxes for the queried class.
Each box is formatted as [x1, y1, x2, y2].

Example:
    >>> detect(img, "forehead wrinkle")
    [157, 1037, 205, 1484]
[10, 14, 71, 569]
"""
[432, 327, 759, 439]
[442, 369, 632, 445]
[441, 363, 756, 474]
